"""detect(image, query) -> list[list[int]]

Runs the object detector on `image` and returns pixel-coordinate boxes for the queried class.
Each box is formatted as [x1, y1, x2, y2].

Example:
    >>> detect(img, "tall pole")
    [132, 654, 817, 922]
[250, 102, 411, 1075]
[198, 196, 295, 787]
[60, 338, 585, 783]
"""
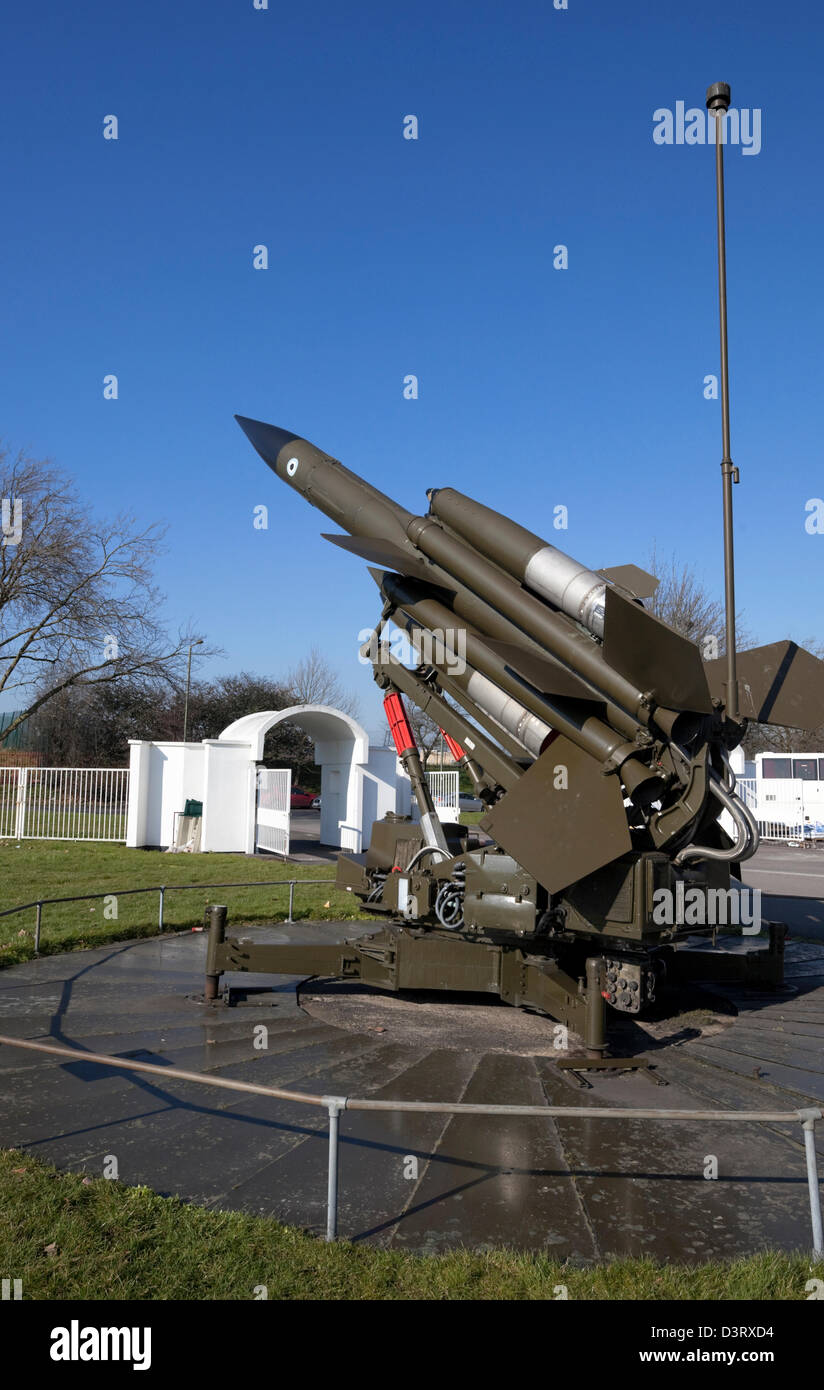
[706, 81, 739, 721]
[183, 639, 203, 743]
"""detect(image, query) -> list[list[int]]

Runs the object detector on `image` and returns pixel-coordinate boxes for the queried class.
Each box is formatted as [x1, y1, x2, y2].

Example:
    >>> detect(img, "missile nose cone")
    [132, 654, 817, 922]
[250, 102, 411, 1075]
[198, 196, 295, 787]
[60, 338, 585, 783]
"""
[234, 415, 300, 471]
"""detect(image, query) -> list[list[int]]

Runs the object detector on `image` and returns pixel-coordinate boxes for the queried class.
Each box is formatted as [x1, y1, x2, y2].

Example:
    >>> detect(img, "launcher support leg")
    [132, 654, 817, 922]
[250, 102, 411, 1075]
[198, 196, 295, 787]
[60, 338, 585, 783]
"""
[205, 904, 227, 1001]
[199, 923, 614, 1051]
[585, 955, 608, 1058]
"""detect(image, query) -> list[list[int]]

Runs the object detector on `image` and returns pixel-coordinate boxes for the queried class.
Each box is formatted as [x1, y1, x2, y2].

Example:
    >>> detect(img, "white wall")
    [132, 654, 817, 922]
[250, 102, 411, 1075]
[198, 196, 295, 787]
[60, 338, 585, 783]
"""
[127, 725, 411, 855]
[126, 741, 205, 848]
[729, 746, 747, 777]
[201, 740, 255, 854]
[126, 741, 151, 847]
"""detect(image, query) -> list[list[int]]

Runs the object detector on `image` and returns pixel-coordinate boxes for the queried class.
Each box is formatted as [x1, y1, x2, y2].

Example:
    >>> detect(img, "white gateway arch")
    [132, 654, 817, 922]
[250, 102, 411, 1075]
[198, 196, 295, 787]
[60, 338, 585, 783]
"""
[219, 704, 370, 853]
[127, 703, 404, 854]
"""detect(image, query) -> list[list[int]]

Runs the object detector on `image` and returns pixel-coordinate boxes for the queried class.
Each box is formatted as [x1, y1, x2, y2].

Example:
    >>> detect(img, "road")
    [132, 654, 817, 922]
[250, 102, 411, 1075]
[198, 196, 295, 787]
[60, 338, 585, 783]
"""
[740, 840, 824, 941]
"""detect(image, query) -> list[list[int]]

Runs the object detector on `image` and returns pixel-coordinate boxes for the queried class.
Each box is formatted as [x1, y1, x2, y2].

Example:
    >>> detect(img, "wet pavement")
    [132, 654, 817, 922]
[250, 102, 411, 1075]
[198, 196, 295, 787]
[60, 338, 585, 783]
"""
[742, 841, 824, 942]
[0, 922, 822, 1260]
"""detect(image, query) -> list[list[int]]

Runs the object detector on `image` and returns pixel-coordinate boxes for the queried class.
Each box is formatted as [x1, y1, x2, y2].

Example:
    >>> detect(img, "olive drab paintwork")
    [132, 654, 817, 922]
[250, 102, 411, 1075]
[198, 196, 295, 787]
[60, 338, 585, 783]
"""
[227, 89, 824, 1050]
[226, 402, 819, 1049]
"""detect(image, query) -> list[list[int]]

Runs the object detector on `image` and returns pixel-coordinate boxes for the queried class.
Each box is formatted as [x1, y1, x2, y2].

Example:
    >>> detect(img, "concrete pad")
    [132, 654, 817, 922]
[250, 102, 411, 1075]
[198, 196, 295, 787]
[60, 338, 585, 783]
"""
[0, 921, 822, 1258]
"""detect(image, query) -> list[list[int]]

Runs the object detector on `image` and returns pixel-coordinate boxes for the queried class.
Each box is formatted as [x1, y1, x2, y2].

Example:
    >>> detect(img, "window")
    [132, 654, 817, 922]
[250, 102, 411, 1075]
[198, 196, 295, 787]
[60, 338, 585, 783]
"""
[762, 758, 791, 779]
[793, 758, 819, 781]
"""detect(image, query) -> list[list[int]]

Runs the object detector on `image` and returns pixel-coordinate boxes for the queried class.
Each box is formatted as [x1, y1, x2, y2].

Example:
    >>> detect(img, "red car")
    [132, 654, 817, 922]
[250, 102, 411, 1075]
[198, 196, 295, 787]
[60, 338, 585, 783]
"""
[290, 787, 316, 809]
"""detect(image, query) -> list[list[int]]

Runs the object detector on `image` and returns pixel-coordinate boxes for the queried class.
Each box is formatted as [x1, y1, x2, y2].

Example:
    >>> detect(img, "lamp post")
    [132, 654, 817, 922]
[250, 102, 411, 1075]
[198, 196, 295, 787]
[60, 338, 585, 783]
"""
[183, 639, 204, 743]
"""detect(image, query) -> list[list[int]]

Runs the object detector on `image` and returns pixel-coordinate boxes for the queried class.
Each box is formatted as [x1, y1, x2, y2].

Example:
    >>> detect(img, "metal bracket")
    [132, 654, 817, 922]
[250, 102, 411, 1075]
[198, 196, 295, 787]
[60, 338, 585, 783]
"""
[557, 1056, 668, 1089]
[322, 1094, 348, 1116]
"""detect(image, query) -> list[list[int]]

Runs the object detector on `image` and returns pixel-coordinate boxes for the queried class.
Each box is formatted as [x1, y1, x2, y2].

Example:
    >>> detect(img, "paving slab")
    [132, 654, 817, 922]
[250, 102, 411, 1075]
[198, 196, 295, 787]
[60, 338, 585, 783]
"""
[0, 923, 822, 1258]
[385, 1052, 599, 1257]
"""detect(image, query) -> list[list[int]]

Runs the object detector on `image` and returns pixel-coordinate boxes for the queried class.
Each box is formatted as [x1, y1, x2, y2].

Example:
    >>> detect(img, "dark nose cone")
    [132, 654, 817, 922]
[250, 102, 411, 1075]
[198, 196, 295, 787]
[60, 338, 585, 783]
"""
[235, 415, 301, 471]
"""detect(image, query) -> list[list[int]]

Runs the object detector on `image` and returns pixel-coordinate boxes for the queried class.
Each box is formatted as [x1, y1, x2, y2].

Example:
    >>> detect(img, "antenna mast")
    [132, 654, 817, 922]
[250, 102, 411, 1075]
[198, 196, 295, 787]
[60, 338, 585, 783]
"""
[706, 80, 740, 722]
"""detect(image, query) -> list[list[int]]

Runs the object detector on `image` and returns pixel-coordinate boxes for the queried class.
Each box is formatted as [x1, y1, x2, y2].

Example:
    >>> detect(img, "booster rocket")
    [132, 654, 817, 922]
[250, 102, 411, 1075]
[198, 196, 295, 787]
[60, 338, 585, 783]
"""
[235, 413, 824, 896]
[224, 80, 818, 1046]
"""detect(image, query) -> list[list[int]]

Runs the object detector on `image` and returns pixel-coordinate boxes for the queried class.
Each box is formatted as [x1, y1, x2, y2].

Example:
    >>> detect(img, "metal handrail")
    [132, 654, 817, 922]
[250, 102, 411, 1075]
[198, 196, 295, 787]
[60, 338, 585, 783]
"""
[0, 1033, 820, 1254]
[0, 878, 337, 917]
[0, 877, 338, 953]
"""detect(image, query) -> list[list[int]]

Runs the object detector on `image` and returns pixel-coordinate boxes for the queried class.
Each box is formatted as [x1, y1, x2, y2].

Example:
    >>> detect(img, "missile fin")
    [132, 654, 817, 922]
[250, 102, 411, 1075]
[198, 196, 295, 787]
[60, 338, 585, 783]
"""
[603, 586, 713, 712]
[704, 640, 824, 731]
[598, 564, 660, 600]
[482, 639, 600, 703]
[481, 736, 632, 893]
[322, 534, 434, 581]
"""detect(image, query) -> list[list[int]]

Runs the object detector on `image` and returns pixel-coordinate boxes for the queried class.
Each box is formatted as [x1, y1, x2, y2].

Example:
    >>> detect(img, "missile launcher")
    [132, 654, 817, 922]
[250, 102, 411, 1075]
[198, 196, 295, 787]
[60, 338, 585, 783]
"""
[217, 82, 824, 1052]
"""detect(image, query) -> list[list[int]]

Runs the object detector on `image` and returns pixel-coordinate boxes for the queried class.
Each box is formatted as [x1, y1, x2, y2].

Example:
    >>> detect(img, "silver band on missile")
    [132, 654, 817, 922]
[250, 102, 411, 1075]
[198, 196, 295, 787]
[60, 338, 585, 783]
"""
[385, 571, 659, 796]
[524, 547, 606, 639]
[406, 625, 551, 757]
[464, 670, 551, 757]
[429, 488, 607, 638]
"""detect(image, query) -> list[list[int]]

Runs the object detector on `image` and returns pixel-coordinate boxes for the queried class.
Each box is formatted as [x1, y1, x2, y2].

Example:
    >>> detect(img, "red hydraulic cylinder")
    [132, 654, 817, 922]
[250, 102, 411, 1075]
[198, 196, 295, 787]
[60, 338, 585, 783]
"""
[440, 730, 465, 763]
[384, 692, 417, 757]
[383, 691, 449, 858]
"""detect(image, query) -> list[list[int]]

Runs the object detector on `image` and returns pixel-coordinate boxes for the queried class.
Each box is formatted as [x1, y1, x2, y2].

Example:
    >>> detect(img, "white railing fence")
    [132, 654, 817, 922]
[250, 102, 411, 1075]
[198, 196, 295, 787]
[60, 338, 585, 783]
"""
[737, 775, 824, 843]
[0, 767, 130, 842]
[255, 768, 291, 855]
[425, 769, 460, 821]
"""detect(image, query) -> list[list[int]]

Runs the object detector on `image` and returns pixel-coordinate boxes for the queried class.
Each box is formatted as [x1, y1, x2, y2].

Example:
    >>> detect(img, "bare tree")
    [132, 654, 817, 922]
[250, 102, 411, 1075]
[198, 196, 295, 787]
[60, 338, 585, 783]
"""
[26, 670, 314, 769]
[286, 646, 360, 718]
[645, 545, 749, 655]
[644, 550, 823, 756]
[0, 443, 212, 740]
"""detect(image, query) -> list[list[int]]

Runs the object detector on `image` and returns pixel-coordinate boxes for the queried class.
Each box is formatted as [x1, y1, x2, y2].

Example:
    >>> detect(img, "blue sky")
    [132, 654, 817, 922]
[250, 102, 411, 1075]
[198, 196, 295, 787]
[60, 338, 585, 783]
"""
[2, 0, 822, 741]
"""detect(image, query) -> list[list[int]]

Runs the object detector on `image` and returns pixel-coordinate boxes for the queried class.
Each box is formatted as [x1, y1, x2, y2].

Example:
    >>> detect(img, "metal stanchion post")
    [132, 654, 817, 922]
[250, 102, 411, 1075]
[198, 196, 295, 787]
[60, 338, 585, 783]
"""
[585, 956, 607, 1058]
[323, 1096, 347, 1241]
[799, 1109, 823, 1257]
[34, 902, 42, 956]
[204, 904, 227, 1002]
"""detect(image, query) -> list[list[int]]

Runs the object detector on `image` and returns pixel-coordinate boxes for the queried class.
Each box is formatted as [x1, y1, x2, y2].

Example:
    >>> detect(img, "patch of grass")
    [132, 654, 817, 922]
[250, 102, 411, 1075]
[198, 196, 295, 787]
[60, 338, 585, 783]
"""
[0, 841, 369, 968]
[0, 1149, 816, 1301]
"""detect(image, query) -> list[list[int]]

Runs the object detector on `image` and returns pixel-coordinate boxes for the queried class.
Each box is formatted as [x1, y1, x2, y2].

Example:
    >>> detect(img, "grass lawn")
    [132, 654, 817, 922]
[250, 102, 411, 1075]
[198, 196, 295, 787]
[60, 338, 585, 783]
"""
[2, 840, 818, 1302]
[0, 1149, 817, 1300]
[0, 840, 369, 968]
